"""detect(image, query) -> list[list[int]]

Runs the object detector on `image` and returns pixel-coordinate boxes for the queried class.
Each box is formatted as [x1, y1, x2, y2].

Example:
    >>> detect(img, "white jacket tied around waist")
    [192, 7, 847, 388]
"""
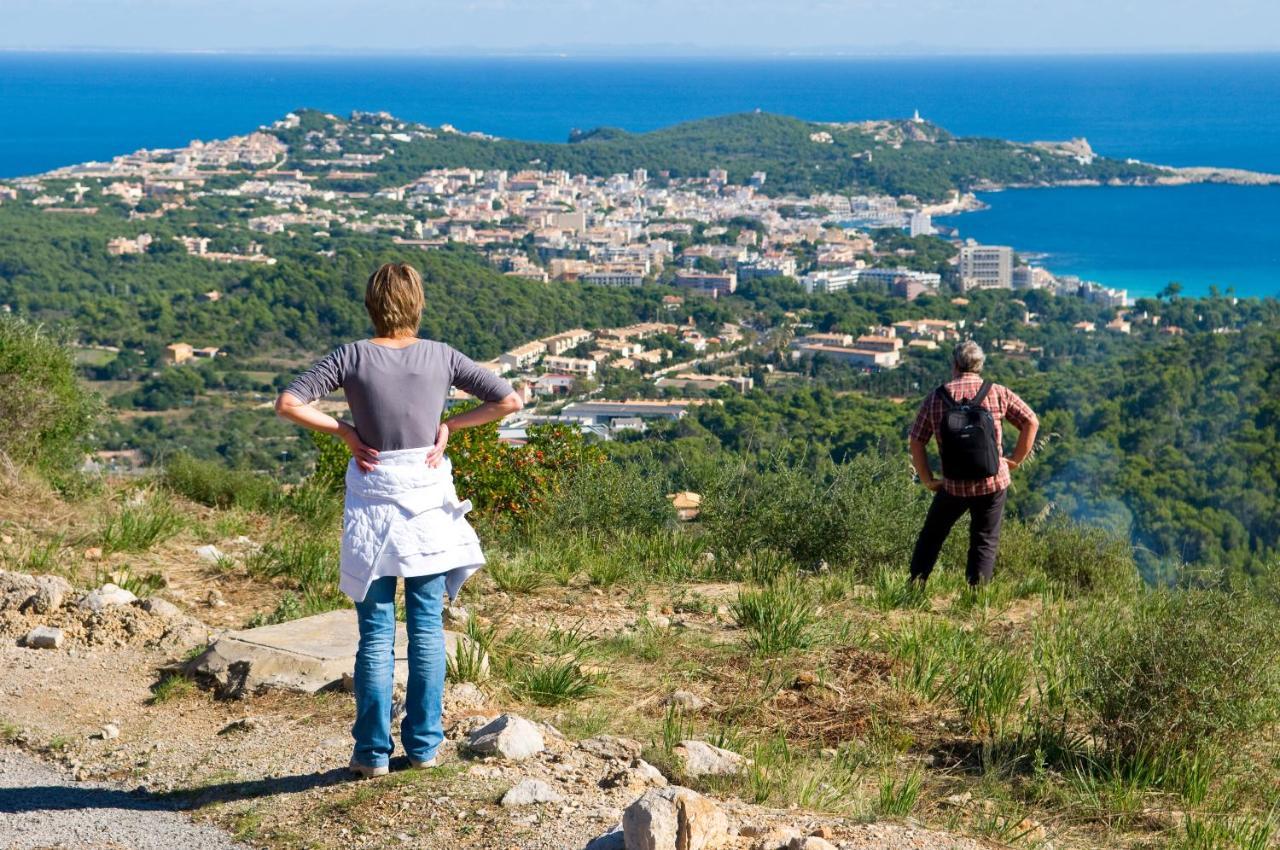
[339, 449, 485, 604]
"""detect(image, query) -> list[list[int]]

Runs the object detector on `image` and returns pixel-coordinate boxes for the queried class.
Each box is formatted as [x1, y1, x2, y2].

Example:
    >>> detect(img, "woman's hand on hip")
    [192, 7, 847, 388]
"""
[426, 423, 449, 468]
[338, 422, 379, 472]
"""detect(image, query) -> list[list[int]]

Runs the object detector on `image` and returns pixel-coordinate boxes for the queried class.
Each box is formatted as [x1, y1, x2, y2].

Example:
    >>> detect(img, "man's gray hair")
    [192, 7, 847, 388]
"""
[952, 340, 985, 374]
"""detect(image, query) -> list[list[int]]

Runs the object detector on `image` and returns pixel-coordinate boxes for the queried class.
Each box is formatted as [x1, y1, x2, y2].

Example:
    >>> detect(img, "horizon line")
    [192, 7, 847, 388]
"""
[3, 45, 1280, 59]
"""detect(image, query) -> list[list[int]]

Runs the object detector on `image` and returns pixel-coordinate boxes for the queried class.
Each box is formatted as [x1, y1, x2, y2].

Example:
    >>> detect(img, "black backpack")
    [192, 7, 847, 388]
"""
[936, 381, 1000, 480]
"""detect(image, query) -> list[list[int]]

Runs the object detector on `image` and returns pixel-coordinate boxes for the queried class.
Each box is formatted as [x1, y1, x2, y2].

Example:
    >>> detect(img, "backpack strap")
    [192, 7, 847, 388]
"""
[968, 380, 994, 407]
[936, 383, 958, 408]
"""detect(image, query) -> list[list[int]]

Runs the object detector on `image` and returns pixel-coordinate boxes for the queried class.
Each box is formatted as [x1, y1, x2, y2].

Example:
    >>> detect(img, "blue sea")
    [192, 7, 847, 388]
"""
[1, 52, 1277, 297]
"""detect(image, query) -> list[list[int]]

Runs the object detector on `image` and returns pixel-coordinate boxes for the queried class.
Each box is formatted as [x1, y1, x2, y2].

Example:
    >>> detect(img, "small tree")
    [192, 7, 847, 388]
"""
[0, 317, 99, 475]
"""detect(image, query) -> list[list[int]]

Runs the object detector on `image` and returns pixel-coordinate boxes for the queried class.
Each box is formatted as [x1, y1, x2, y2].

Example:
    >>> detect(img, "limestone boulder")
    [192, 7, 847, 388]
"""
[675, 740, 749, 777]
[622, 786, 729, 850]
[466, 714, 545, 761]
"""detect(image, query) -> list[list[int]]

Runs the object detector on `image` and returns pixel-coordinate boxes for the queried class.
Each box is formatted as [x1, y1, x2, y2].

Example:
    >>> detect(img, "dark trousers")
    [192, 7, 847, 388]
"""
[909, 488, 1008, 586]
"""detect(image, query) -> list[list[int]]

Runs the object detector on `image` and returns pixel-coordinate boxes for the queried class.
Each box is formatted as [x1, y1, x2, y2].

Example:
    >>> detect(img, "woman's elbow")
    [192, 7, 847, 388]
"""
[274, 392, 296, 418]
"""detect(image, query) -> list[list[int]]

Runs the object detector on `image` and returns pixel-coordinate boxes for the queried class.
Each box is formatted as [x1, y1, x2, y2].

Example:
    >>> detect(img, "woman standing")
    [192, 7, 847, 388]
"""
[275, 262, 522, 777]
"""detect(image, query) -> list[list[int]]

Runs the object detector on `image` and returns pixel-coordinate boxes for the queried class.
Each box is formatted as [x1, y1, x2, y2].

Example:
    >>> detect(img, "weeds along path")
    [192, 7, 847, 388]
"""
[0, 747, 249, 850]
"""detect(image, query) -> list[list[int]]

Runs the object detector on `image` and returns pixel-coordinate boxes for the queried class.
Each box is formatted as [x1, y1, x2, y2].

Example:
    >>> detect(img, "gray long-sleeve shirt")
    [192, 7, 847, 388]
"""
[284, 339, 515, 451]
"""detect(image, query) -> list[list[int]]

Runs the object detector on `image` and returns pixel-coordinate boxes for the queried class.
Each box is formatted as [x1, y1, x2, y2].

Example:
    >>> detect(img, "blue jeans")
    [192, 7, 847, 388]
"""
[352, 573, 447, 768]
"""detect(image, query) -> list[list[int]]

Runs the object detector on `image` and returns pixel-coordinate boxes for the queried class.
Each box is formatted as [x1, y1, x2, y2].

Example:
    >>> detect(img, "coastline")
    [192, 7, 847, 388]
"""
[972, 163, 1280, 192]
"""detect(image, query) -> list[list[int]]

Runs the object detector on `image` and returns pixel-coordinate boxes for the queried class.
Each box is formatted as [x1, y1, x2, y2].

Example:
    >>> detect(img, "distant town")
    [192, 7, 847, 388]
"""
[1, 108, 1142, 448]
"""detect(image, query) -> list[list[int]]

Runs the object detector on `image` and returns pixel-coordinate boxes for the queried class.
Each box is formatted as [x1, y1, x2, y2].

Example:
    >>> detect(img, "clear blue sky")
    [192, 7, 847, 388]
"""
[2, 0, 1275, 54]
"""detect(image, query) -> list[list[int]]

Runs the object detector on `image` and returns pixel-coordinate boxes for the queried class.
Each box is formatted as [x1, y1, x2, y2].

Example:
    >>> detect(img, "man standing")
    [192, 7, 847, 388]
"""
[907, 341, 1038, 587]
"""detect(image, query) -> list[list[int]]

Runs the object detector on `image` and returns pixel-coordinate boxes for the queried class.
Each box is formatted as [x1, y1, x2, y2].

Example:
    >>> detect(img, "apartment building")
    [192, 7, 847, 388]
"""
[498, 340, 548, 372]
[958, 244, 1014, 290]
[543, 355, 598, 377]
[541, 328, 593, 356]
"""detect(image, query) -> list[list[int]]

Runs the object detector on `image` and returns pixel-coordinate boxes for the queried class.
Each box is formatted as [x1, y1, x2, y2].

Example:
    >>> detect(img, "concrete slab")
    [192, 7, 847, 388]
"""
[189, 608, 485, 695]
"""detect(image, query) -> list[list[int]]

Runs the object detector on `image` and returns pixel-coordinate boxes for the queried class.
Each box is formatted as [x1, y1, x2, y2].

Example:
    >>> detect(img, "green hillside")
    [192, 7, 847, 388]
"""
[279, 110, 1165, 200]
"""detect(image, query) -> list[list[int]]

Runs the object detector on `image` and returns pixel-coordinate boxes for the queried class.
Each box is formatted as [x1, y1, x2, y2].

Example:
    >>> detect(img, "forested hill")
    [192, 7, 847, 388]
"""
[280, 110, 1164, 200]
[0, 201, 665, 357]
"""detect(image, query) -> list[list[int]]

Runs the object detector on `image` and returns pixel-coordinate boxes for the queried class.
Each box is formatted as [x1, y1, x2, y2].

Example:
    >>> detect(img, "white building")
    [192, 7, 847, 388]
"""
[801, 268, 861, 294]
[959, 244, 1014, 290]
[498, 341, 548, 371]
[543, 355, 598, 377]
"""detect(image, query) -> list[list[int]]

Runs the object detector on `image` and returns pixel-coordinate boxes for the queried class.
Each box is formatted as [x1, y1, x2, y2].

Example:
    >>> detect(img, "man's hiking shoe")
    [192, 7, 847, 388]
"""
[348, 758, 389, 779]
[410, 755, 439, 769]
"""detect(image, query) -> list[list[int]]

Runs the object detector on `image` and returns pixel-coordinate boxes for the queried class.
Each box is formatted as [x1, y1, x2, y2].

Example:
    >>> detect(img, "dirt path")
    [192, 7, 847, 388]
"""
[0, 747, 250, 850]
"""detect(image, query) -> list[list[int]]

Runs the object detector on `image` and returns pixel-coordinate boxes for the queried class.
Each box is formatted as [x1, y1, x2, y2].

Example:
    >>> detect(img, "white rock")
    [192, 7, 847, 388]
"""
[443, 604, 471, 629]
[500, 778, 564, 807]
[675, 740, 749, 777]
[2, 572, 72, 614]
[195, 544, 225, 564]
[631, 760, 667, 787]
[23, 625, 64, 650]
[787, 838, 836, 850]
[445, 681, 487, 710]
[78, 583, 137, 613]
[100, 724, 120, 741]
[142, 598, 183, 619]
[26, 576, 72, 614]
[622, 785, 729, 850]
[663, 690, 708, 711]
[467, 714, 545, 761]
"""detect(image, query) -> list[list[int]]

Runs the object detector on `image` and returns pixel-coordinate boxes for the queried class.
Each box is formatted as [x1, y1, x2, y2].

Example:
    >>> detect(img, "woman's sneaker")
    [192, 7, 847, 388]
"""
[348, 758, 389, 779]
[409, 755, 439, 769]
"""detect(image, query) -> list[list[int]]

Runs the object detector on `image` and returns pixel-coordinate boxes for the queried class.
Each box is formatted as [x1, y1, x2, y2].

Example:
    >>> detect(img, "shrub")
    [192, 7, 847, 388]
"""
[701, 456, 927, 575]
[0, 317, 99, 474]
[996, 517, 1138, 598]
[161, 452, 281, 510]
[539, 452, 676, 536]
[449, 415, 606, 523]
[309, 432, 349, 494]
[1073, 590, 1280, 766]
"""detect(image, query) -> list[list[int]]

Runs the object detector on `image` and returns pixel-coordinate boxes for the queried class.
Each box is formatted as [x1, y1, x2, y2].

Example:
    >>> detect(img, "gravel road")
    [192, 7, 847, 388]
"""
[0, 748, 249, 850]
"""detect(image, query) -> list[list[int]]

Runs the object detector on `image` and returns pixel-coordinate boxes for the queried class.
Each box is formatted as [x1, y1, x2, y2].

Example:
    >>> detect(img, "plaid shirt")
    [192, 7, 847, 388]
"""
[908, 373, 1037, 497]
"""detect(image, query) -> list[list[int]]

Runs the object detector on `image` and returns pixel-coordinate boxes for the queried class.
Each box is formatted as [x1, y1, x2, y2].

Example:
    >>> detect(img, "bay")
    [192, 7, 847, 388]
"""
[1, 52, 1277, 297]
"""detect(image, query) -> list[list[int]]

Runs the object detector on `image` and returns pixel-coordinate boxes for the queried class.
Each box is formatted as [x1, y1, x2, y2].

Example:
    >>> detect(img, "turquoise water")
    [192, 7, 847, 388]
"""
[937, 184, 1280, 298]
[1, 53, 1277, 297]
